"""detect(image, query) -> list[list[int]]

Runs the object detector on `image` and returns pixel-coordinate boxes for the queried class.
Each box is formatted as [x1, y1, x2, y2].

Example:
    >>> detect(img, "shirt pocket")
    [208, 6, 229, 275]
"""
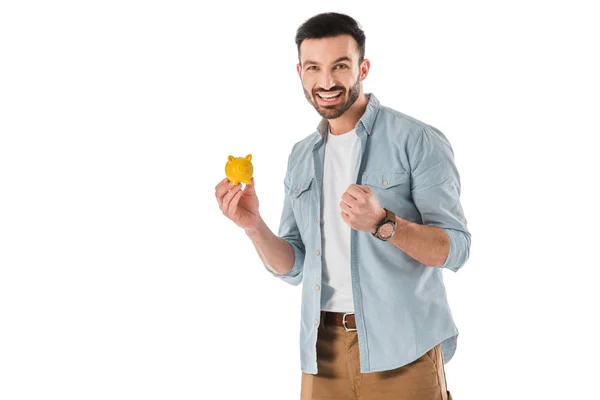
[289, 177, 314, 234]
[361, 170, 410, 209]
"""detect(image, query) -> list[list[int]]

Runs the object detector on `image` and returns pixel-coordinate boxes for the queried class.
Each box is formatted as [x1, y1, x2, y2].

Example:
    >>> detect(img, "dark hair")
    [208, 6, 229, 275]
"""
[295, 12, 366, 62]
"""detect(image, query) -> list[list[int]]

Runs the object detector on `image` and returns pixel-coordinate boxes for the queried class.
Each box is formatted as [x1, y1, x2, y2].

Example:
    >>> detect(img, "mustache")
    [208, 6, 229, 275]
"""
[314, 86, 346, 95]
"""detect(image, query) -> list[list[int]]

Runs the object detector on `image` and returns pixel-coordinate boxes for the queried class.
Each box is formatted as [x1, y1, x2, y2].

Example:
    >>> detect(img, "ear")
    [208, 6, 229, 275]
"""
[296, 63, 302, 78]
[228, 155, 234, 161]
[245, 154, 252, 161]
[359, 58, 371, 81]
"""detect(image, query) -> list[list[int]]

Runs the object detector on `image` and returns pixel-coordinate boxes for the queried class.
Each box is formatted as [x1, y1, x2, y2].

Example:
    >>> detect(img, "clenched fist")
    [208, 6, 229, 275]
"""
[339, 184, 385, 234]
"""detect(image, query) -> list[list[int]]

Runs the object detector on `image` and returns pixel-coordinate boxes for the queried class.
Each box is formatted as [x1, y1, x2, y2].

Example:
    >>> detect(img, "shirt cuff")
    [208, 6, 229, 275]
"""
[440, 228, 471, 272]
[264, 238, 304, 285]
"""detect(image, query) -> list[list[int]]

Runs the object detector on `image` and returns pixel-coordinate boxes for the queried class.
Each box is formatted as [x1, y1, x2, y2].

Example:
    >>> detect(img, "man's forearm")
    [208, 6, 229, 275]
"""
[245, 217, 295, 275]
[387, 216, 450, 267]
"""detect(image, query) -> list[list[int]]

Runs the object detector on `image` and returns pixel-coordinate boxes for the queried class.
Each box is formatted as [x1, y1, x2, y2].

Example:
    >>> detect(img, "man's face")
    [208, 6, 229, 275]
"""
[297, 34, 365, 119]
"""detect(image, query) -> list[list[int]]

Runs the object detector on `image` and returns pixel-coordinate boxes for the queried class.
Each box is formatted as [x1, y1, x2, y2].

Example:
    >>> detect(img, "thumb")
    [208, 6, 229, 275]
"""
[244, 177, 256, 194]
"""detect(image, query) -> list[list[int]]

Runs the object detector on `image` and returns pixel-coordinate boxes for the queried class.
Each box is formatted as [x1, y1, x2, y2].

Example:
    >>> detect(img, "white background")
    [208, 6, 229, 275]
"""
[1, 1, 599, 399]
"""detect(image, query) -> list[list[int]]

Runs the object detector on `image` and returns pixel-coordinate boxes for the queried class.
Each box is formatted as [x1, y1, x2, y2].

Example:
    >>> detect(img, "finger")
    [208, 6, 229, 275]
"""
[215, 178, 233, 201]
[341, 191, 357, 206]
[347, 187, 369, 204]
[227, 186, 244, 215]
[214, 177, 229, 191]
[340, 210, 350, 224]
[221, 184, 242, 215]
[352, 183, 370, 192]
[347, 184, 368, 198]
[221, 184, 241, 214]
[244, 177, 256, 194]
[358, 184, 372, 193]
[339, 199, 352, 213]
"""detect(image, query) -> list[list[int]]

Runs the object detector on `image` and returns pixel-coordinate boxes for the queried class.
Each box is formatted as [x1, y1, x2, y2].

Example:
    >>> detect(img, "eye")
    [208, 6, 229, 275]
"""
[306, 65, 318, 71]
[335, 64, 349, 70]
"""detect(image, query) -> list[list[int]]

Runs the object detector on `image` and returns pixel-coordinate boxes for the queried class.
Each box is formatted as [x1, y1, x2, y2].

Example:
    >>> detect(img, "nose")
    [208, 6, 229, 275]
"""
[318, 70, 335, 91]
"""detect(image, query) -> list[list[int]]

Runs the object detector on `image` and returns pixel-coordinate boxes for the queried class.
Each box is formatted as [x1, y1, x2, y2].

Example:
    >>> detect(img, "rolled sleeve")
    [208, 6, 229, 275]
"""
[264, 236, 304, 285]
[409, 125, 471, 272]
[440, 228, 471, 272]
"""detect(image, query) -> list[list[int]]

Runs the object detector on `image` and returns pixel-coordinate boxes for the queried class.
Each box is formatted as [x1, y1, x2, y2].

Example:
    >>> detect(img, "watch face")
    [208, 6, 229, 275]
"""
[379, 222, 394, 239]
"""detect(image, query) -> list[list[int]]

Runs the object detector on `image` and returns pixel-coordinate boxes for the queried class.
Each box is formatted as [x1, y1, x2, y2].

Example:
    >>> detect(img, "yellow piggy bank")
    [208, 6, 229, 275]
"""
[225, 154, 253, 185]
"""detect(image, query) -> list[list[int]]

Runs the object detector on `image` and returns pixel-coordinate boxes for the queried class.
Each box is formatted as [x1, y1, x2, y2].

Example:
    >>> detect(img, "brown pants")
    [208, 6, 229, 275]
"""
[301, 312, 453, 400]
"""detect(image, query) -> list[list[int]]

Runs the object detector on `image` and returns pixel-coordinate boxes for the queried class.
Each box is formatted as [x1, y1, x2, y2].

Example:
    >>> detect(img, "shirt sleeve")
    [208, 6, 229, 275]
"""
[262, 152, 305, 285]
[408, 125, 471, 272]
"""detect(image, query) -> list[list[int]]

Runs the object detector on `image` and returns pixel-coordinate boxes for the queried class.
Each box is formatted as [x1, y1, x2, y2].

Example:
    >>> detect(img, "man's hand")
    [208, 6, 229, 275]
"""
[340, 184, 386, 233]
[214, 177, 260, 231]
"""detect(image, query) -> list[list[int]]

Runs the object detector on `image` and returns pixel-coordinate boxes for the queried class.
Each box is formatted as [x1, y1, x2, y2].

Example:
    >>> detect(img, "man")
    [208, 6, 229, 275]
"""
[214, 12, 470, 400]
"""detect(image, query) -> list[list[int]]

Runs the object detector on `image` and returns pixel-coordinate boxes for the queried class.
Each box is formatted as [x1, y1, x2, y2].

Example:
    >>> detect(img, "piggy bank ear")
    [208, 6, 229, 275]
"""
[228, 155, 234, 161]
[245, 154, 252, 161]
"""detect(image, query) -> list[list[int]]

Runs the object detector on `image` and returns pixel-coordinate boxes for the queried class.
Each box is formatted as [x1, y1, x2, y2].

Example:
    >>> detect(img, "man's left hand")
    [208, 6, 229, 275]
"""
[340, 184, 386, 233]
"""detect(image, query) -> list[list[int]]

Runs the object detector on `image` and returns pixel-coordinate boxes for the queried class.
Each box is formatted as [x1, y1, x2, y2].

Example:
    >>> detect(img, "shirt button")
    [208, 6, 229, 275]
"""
[317, 217, 320, 223]
[314, 319, 319, 325]
[382, 179, 388, 186]
[316, 250, 321, 256]
[316, 285, 320, 291]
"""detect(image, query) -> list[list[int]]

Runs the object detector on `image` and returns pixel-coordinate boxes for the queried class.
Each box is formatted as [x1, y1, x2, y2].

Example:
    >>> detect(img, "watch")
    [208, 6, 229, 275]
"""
[372, 208, 396, 241]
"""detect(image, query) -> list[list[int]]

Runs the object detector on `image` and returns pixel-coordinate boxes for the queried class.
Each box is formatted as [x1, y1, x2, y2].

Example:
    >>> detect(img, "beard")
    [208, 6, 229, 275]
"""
[303, 77, 361, 119]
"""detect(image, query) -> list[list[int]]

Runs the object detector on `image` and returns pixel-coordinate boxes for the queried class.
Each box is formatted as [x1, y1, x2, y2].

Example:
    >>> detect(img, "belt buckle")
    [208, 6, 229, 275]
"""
[342, 312, 357, 332]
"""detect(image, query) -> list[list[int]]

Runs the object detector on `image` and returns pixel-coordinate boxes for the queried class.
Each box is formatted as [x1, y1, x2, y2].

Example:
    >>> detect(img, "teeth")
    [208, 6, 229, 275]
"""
[318, 92, 342, 99]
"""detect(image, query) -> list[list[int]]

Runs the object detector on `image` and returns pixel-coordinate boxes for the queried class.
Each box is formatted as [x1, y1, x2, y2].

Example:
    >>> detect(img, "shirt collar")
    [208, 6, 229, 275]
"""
[316, 93, 380, 140]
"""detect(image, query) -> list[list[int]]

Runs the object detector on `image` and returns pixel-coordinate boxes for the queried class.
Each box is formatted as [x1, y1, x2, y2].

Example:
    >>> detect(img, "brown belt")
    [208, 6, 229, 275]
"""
[322, 311, 357, 331]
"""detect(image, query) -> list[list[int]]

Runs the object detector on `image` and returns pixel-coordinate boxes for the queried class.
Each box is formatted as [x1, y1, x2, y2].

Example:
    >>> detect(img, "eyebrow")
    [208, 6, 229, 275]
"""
[303, 56, 353, 66]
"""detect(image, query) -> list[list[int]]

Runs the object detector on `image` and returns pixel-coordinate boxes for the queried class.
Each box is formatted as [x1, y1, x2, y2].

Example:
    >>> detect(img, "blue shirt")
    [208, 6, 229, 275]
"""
[265, 93, 471, 374]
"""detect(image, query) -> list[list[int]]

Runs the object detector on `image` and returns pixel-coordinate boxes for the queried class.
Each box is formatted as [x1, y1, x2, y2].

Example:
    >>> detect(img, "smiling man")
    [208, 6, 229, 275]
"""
[215, 12, 470, 400]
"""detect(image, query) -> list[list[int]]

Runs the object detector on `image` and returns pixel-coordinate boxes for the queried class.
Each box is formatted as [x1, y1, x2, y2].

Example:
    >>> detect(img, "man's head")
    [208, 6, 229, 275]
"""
[295, 13, 370, 120]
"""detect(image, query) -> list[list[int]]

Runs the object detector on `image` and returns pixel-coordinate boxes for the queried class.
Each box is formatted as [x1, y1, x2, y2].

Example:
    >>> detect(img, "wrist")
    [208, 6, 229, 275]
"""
[372, 208, 397, 241]
[244, 217, 265, 237]
[372, 207, 387, 234]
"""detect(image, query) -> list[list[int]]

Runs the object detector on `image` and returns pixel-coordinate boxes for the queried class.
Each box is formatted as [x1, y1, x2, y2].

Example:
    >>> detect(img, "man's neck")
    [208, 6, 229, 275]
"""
[328, 93, 369, 135]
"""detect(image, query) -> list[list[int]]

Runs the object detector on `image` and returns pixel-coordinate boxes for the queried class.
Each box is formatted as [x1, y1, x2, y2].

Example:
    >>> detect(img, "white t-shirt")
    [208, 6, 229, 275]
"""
[320, 128, 361, 312]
